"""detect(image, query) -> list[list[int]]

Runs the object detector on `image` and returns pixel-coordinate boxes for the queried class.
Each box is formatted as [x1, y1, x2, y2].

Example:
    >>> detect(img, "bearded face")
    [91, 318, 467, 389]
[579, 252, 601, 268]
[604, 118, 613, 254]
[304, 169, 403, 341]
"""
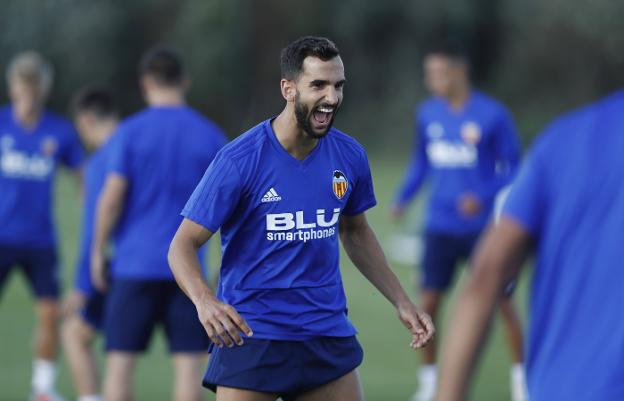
[294, 90, 339, 139]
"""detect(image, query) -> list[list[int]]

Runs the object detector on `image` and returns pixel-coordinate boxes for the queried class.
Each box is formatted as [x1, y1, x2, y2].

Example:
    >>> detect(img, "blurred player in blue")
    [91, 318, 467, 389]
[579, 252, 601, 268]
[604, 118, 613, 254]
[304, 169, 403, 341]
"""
[90, 46, 227, 401]
[169, 36, 435, 401]
[61, 87, 120, 401]
[391, 43, 526, 401]
[0, 51, 84, 401]
[435, 90, 624, 401]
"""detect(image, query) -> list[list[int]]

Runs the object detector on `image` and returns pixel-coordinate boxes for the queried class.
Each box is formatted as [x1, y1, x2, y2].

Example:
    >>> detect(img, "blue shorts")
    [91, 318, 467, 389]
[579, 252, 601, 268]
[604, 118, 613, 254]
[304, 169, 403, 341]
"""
[203, 336, 363, 401]
[105, 279, 210, 353]
[421, 232, 515, 296]
[0, 245, 59, 299]
[80, 289, 107, 331]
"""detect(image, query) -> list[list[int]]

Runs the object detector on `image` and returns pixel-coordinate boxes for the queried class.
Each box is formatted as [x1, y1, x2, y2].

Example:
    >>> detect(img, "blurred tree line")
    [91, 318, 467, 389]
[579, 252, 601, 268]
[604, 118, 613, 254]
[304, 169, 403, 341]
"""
[1, 0, 623, 153]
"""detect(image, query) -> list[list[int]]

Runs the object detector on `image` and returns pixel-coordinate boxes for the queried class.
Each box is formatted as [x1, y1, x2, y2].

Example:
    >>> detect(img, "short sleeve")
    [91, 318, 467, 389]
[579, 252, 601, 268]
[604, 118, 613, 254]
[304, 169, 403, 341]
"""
[60, 125, 84, 169]
[342, 149, 377, 216]
[106, 127, 131, 177]
[181, 153, 242, 232]
[501, 145, 546, 235]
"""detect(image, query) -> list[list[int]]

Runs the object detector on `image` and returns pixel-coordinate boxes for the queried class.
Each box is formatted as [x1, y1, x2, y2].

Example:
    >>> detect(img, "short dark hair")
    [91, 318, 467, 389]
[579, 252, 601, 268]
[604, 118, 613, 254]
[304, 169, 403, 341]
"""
[280, 36, 340, 80]
[139, 45, 185, 86]
[424, 40, 469, 63]
[71, 86, 119, 119]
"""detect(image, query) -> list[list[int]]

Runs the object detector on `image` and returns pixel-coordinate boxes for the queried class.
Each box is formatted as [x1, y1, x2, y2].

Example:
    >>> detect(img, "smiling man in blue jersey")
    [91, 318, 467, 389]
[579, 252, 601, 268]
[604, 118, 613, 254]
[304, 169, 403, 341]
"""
[435, 90, 624, 401]
[0, 51, 84, 401]
[90, 47, 227, 401]
[61, 87, 120, 401]
[168, 36, 435, 401]
[391, 42, 526, 401]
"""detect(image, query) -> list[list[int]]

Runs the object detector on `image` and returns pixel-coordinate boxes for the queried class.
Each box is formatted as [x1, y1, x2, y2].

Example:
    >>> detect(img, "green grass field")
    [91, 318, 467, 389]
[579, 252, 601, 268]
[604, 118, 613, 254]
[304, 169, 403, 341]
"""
[0, 156, 529, 401]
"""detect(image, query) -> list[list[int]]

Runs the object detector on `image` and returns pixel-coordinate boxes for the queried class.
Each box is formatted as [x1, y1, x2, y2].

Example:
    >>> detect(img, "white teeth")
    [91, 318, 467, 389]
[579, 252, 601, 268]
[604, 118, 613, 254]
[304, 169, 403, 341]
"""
[317, 107, 333, 113]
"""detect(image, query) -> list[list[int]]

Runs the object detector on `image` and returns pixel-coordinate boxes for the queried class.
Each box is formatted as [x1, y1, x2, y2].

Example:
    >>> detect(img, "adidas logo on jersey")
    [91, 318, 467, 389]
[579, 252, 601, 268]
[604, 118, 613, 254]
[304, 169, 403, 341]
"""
[261, 188, 282, 203]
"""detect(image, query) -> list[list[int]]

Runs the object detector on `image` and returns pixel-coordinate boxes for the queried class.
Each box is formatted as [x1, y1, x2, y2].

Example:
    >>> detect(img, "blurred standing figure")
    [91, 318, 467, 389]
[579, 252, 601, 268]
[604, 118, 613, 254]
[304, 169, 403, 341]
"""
[0, 51, 84, 401]
[90, 46, 227, 401]
[391, 42, 526, 401]
[168, 36, 434, 401]
[434, 90, 624, 401]
[61, 87, 120, 401]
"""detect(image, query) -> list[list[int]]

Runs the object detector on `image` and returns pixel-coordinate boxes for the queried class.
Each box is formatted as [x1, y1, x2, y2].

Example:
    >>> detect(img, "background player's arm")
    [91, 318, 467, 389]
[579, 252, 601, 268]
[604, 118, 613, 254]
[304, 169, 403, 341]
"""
[391, 114, 429, 219]
[434, 216, 531, 401]
[169, 218, 252, 348]
[90, 173, 127, 291]
[339, 212, 434, 348]
[479, 109, 522, 202]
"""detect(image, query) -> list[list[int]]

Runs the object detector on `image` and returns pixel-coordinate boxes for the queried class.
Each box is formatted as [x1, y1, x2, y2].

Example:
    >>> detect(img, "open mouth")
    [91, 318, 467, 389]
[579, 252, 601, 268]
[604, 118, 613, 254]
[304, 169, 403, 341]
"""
[312, 105, 334, 126]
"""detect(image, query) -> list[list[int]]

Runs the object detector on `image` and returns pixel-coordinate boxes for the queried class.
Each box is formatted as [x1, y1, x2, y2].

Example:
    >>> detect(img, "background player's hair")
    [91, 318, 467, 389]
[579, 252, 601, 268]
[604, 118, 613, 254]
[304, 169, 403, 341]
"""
[280, 36, 340, 80]
[6, 51, 54, 97]
[424, 39, 469, 64]
[71, 86, 119, 120]
[139, 45, 185, 87]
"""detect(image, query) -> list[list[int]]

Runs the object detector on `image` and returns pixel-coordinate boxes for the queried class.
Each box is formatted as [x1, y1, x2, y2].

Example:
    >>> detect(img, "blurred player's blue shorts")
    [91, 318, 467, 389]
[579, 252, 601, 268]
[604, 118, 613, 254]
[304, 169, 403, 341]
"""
[0, 245, 59, 299]
[203, 336, 363, 401]
[105, 279, 210, 353]
[421, 231, 516, 296]
[80, 289, 107, 331]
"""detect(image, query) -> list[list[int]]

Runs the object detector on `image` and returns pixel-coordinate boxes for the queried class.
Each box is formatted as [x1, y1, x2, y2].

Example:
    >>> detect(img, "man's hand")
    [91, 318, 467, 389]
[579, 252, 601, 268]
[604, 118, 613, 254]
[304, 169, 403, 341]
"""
[195, 293, 253, 348]
[457, 193, 481, 217]
[91, 251, 108, 292]
[62, 290, 86, 318]
[397, 300, 435, 349]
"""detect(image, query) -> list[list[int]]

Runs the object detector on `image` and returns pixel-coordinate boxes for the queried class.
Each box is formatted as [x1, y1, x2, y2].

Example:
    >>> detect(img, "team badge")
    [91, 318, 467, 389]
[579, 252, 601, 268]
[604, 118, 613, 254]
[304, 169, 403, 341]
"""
[426, 122, 444, 139]
[41, 136, 58, 156]
[332, 170, 348, 199]
[460, 122, 482, 145]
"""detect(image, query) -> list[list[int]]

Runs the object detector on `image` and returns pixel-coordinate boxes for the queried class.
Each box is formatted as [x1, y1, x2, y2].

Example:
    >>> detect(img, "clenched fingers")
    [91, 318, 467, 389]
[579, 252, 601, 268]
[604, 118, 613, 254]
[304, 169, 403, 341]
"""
[409, 312, 435, 349]
[199, 303, 252, 348]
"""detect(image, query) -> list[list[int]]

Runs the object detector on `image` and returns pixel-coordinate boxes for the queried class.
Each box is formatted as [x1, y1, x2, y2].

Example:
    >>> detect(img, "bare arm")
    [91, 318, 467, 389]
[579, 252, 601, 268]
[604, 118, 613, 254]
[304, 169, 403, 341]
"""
[434, 216, 532, 401]
[90, 173, 127, 291]
[168, 218, 214, 302]
[168, 218, 252, 348]
[339, 213, 434, 348]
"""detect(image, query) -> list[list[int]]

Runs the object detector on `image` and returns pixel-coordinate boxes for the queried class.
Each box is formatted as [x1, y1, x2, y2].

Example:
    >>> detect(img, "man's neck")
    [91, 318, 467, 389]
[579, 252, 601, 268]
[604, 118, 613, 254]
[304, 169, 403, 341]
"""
[13, 109, 42, 131]
[272, 108, 319, 161]
[145, 89, 185, 107]
[447, 84, 471, 111]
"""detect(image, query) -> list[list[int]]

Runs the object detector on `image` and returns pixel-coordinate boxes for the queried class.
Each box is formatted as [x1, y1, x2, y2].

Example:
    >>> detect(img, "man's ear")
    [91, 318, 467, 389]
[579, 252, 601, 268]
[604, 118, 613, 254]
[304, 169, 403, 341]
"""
[140, 75, 152, 93]
[280, 78, 296, 102]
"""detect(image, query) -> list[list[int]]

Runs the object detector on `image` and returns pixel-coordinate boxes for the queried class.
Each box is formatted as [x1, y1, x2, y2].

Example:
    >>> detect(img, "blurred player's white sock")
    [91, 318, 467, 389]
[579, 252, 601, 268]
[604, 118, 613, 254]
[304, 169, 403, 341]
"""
[32, 359, 57, 393]
[410, 364, 437, 401]
[78, 395, 103, 401]
[510, 363, 528, 401]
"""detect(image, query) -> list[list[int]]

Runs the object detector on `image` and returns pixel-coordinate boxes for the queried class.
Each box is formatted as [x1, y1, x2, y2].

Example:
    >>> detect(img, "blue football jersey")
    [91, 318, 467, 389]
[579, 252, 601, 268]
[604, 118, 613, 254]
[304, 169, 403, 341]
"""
[107, 106, 226, 280]
[503, 91, 624, 401]
[395, 90, 520, 234]
[0, 106, 83, 247]
[74, 140, 112, 295]
[182, 119, 377, 340]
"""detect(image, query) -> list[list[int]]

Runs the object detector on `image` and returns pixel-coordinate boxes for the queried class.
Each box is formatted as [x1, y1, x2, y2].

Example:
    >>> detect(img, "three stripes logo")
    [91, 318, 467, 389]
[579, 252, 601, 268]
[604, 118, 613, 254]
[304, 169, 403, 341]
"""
[332, 170, 348, 199]
[261, 187, 282, 203]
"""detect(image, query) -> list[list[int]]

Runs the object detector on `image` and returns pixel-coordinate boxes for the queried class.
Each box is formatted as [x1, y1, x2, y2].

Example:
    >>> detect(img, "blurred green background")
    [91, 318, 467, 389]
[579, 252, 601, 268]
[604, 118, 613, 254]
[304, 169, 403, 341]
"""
[1, 0, 621, 400]
[1, 0, 624, 147]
